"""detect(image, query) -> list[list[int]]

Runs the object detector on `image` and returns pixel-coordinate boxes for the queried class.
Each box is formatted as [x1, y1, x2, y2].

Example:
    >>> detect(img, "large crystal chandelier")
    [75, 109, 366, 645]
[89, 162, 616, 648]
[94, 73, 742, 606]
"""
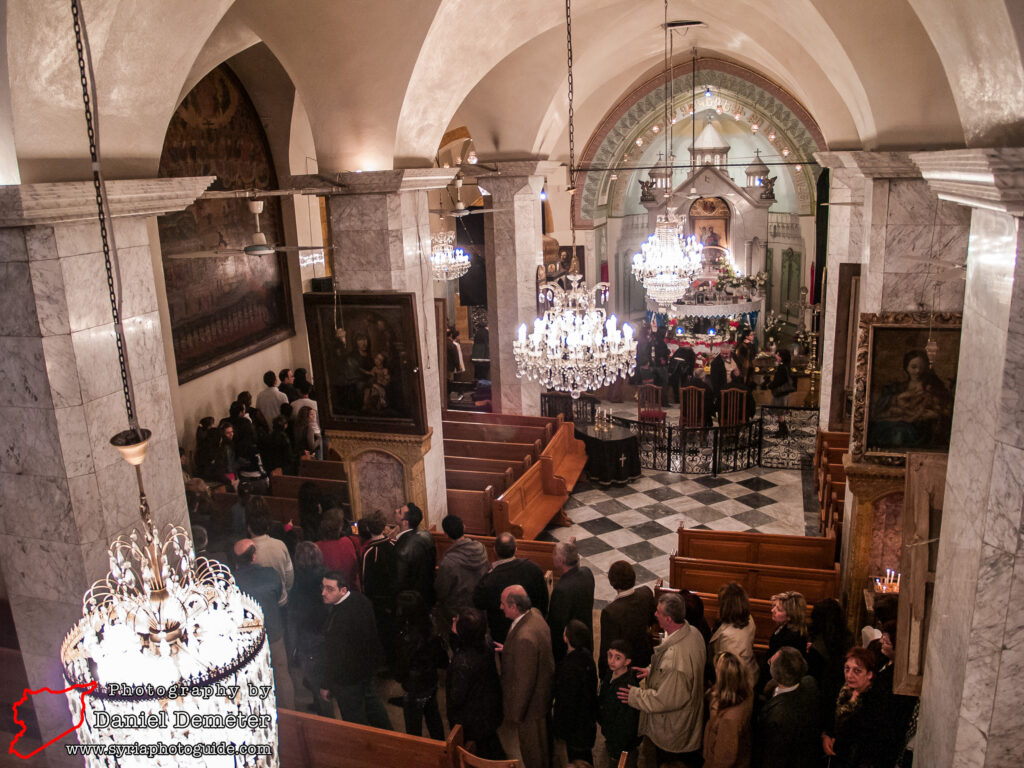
[429, 230, 471, 281]
[632, 216, 703, 308]
[57, 4, 277, 764]
[514, 275, 636, 398]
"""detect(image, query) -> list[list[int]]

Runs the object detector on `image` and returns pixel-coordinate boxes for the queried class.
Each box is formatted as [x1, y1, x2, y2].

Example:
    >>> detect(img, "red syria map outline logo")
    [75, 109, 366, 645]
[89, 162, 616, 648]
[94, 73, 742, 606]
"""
[8, 681, 97, 759]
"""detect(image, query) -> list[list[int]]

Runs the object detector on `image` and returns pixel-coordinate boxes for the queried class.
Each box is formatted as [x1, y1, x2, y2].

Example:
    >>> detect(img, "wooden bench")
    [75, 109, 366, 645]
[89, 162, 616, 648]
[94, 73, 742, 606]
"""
[814, 430, 848, 495]
[493, 460, 569, 541]
[211, 490, 298, 527]
[444, 410, 560, 443]
[299, 458, 347, 481]
[444, 454, 530, 480]
[446, 487, 496, 536]
[442, 420, 549, 451]
[540, 422, 587, 493]
[669, 555, 839, 604]
[431, 531, 557, 578]
[278, 708, 462, 768]
[821, 463, 846, 534]
[446, 468, 514, 495]
[444, 438, 538, 464]
[271, 474, 350, 504]
[677, 528, 837, 570]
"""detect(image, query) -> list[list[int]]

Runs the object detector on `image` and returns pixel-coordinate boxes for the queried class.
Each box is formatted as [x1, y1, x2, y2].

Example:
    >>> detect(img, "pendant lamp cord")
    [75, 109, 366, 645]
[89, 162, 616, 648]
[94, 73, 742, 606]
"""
[70, 0, 141, 438]
[565, 0, 576, 254]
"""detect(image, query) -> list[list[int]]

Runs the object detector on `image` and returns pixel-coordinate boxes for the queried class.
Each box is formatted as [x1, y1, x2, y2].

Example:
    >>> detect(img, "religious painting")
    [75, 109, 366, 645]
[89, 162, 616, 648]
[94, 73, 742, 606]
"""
[304, 292, 428, 435]
[851, 312, 962, 464]
[156, 64, 293, 383]
[688, 196, 731, 250]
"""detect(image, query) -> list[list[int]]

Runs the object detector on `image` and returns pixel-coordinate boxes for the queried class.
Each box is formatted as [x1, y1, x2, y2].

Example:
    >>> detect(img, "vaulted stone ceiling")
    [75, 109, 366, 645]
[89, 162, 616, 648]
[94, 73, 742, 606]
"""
[4, 0, 1023, 184]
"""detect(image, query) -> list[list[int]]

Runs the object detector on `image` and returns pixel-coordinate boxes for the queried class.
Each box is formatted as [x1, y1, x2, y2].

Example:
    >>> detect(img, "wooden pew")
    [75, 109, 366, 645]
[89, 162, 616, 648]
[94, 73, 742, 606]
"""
[298, 458, 347, 481]
[676, 528, 837, 570]
[431, 531, 557, 578]
[669, 555, 839, 604]
[442, 420, 549, 451]
[814, 430, 849, 493]
[271, 474, 349, 504]
[444, 454, 530, 480]
[444, 438, 538, 464]
[446, 486, 496, 536]
[278, 708, 462, 768]
[540, 422, 587, 493]
[446, 468, 514, 495]
[211, 490, 298, 527]
[493, 460, 569, 541]
[444, 410, 560, 443]
[821, 464, 846, 533]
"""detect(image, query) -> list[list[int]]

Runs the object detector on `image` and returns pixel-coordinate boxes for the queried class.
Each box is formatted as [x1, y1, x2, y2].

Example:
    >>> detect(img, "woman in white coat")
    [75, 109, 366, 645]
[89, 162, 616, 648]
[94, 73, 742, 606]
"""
[709, 582, 759, 690]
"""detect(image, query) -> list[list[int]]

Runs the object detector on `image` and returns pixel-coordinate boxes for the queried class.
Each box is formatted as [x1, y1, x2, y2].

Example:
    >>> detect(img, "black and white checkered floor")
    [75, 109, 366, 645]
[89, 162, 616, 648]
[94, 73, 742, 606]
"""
[540, 466, 818, 607]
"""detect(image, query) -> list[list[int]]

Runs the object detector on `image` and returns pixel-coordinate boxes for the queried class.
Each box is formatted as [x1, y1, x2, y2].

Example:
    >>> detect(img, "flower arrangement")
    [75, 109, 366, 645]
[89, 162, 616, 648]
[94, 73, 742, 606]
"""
[794, 327, 811, 353]
[763, 310, 785, 348]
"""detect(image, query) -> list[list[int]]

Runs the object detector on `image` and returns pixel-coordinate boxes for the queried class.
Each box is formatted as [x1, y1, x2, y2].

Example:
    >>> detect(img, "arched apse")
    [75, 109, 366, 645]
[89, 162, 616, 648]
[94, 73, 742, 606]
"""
[577, 58, 826, 224]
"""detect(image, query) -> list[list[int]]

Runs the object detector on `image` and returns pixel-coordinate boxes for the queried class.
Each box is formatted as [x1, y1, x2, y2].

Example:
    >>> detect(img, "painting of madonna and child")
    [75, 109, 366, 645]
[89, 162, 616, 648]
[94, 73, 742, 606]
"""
[865, 324, 960, 457]
[303, 292, 428, 435]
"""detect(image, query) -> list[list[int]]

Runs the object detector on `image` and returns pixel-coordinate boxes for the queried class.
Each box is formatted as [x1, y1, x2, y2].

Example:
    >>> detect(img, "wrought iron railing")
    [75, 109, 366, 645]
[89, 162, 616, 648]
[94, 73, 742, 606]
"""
[758, 405, 817, 469]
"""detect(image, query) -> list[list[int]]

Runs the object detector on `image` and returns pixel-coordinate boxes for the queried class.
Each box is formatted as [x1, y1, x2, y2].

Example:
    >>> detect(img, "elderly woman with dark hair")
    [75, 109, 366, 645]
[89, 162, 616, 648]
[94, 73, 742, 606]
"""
[823, 646, 898, 768]
[447, 607, 506, 759]
[553, 619, 599, 764]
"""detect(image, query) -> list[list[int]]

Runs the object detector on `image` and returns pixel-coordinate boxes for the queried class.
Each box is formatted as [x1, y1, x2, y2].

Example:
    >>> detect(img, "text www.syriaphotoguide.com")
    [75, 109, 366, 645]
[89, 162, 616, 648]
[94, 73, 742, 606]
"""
[66, 742, 273, 758]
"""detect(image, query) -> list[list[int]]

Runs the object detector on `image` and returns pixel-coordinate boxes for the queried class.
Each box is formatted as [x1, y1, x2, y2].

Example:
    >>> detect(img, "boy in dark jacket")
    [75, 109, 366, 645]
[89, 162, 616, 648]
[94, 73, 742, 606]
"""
[598, 639, 641, 768]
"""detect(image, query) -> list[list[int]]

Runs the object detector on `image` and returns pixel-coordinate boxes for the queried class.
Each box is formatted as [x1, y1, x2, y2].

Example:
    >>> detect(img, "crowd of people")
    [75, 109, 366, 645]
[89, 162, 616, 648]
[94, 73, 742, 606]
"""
[634, 323, 797, 433]
[184, 367, 323, 496]
[189, 476, 915, 768]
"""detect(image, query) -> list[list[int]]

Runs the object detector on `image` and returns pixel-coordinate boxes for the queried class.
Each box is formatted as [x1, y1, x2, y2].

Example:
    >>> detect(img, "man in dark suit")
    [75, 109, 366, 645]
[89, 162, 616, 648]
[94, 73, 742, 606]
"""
[316, 570, 391, 729]
[757, 647, 822, 768]
[498, 586, 554, 768]
[473, 532, 548, 643]
[599, 560, 657, 675]
[393, 502, 435, 607]
[547, 540, 594, 661]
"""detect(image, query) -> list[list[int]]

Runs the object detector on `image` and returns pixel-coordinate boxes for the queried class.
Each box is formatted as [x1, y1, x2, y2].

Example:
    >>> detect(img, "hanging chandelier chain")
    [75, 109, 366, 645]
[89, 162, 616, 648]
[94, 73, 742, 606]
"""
[70, 0, 140, 434]
[565, 0, 576, 250]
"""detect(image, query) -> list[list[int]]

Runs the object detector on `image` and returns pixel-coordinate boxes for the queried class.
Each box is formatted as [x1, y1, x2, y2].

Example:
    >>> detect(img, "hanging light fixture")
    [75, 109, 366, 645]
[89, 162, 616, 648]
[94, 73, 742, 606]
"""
[429, 230, 471, 281]
[513, 0, 636, 398]
[630, 0, 703, 310]
[61, 4, 277, 764]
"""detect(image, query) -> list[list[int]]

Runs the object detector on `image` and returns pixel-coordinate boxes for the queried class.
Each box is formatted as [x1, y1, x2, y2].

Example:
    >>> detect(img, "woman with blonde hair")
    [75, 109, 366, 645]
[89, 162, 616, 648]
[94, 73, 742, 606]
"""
[768, 590, 808, 657]
[703, 651, 754, 768]
[709, 582, 759, 689]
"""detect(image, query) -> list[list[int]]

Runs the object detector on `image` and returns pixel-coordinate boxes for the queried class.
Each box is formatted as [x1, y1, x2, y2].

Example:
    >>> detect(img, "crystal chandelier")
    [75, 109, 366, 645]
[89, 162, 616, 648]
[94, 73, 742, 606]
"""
[429, 230, 471, 281]
[58, 4, 277, 764]
[514, 275, 636, 398]
[632, 216, 704, 308]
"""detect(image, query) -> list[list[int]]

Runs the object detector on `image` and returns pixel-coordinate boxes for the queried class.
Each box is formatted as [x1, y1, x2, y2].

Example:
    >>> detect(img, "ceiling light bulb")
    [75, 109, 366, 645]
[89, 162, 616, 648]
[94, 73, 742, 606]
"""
[751, 122, 759, 133]
[636, 137, 644, 146]
[467, 150, 478, 164]
[716, 103, 723, 114]
[782, 147, 790, 157]
[540, 189, 547, 200]
[734, 111, 742, 120]
[794, 164, 802, 171]
[610, 173, 618, 180]
[652, 125, 660, 133]
[768, 132, 776, 142]
[704, 85, 712, 98]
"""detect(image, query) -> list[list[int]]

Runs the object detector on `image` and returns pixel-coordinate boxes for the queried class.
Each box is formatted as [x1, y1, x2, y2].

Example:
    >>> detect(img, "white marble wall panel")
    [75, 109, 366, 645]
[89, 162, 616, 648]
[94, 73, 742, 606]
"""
[112, 217, 151, 249]
[0, 336, 50, 408]
[138, 434, 187, 520]
[0, 535, 87, 601]
[68, 473, 105, 545]
[81, 390, 135, 471]
[885, 179, 936, 225]
[0, 227, 27, 261]
[61, 250, 115, 332]
[985, 534, 1024, 765]
[24, 226, 57, 261]
[70, 323, 122, 402]
[0, 405, 64, 477]
[41, 335, 81, 408]
[95, 456, 144, 535]
[54, 405, 95, 478]
[53, 220, 102, 258]
[0, 474, 74, 540]
[118, 245, 159, 318]
[0, 262, 40, 336]
[123, 311, 168, 382]
[29, 258, 71, 336]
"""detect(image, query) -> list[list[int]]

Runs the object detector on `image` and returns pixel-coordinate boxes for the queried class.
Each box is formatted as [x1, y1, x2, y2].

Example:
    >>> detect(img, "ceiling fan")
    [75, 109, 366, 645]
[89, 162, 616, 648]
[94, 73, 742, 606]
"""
[429, 176, 512, 219]
[166, 199, 331, 260]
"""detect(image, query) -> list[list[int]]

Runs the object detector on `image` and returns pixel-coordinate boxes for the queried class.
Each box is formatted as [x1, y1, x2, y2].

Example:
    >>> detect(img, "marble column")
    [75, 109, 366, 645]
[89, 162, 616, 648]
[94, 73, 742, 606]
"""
[321, 168, 456, 526]
[911, 148, 1024, 768]
[0, 177, 210, 764]
[476, 161, 563, 415]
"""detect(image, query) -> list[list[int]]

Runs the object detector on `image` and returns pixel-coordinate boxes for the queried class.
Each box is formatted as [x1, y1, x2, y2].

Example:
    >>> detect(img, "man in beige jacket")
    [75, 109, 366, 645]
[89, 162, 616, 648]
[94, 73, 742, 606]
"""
[618, 592, 706, 767]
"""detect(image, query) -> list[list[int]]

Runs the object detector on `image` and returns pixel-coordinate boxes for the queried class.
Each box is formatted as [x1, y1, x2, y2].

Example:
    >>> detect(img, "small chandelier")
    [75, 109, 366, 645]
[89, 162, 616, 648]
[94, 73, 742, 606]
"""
[429, 230, 471, 281]
[632, 216, 704, 308]
[514, 275, 636, 398]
